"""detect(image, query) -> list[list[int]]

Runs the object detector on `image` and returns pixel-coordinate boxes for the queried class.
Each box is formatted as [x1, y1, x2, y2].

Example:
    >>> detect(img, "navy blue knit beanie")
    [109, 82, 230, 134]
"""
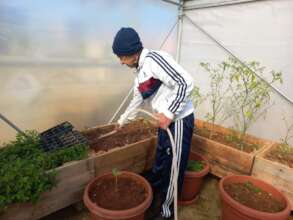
[112, 27, 143, 56]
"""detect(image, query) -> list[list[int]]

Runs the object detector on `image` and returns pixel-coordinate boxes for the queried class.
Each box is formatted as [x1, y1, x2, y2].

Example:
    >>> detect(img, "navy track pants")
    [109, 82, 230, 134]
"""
[148, 113, 194, 218]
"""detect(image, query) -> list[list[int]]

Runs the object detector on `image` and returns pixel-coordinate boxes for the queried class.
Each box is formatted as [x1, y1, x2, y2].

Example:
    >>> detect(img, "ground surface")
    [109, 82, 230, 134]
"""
[41, 174, 293, 220]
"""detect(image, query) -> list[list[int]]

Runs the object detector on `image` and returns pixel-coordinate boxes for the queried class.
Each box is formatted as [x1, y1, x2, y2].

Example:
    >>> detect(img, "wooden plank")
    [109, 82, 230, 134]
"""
[53, 155, 95, 181]
[193, 119, 274, 178]
[192, 134, 253, 177]
[252, 143, 293, 210]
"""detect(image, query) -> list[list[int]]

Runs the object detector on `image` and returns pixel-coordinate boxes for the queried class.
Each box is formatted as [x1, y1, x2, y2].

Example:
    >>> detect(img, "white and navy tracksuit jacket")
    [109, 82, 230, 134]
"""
[118, 48, 195, 218]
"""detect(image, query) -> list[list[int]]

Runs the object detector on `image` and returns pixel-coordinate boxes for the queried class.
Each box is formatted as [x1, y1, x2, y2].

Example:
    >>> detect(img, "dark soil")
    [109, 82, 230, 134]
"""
[195, 127, 259, 153]
[265, 143, 293, 168]
[84, 119, 157, 152]
[89, 175, 147, 210]
[224, 181, 285, 213]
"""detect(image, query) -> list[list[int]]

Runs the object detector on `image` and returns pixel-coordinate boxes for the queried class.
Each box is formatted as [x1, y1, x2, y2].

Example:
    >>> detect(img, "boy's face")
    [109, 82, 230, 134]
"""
[118, 53, 139, 68]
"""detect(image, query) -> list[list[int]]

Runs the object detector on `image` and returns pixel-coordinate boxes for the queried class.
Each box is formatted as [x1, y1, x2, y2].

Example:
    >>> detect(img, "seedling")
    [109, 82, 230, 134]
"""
[112, 168, 121, 192]
[243, 181, 261, 194]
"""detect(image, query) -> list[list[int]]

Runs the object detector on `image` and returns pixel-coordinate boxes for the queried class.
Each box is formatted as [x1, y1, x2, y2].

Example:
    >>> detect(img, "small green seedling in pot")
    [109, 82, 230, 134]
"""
[112, 168, 121, 192]
[187, 160, 204, 172]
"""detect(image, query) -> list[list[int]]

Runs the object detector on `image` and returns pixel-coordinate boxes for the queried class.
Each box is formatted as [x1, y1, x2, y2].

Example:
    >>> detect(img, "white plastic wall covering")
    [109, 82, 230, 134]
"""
[184, 15, 293, 105]
[180, 0, 293, 143]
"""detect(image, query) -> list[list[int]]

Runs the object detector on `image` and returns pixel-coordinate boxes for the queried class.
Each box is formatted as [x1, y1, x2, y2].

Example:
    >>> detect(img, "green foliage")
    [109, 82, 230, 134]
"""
[225, 57, 282, 138]
[200, 62, 231, 126]
[0, 131, 88, 212]
[187, 160, 204, 172]
[243, 181, 261, 193]
[191, 85, 205, 109]
[278, 143, 293, 156]
[280, 116, 293, 146]
[112, 168, 120, 177]
[225, 133, 259, 152]
[41, 144, 88, 170]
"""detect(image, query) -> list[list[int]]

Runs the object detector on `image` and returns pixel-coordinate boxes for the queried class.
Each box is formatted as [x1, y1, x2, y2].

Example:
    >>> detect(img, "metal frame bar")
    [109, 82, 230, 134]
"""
[175, 0, 184, 62]
[183, 0, 263, 10]
[0, 113, 24, 135]
[162, 0, 183, 6]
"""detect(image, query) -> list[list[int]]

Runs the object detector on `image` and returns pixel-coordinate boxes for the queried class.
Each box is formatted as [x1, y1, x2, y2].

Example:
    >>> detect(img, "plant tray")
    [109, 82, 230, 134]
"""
[40, 121, 88, 151]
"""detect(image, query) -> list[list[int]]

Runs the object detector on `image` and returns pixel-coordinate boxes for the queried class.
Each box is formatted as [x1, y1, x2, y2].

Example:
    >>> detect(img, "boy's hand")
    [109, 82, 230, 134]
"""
[155, 113, 172, 130]
[115, 123, 123, 131]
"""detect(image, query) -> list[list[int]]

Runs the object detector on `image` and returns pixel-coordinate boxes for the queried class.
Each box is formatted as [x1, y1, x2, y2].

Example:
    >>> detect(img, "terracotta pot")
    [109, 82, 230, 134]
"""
[83, 171, 153, 220]
[178, 151, 210, 205]
[219, 175, 291, 220]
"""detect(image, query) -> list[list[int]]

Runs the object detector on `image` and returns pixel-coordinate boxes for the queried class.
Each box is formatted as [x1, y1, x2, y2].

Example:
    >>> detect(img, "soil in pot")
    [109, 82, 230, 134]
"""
[89, 175, 148, 210]
[265, 143, 293, 168]
[195, 126, 259, 153]
[224, 181, 285, 213]
[84, 119, 157, 152]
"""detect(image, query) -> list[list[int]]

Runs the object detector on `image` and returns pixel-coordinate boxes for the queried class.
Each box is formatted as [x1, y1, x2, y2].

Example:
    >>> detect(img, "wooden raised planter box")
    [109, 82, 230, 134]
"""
[191, 119, 274, 178]
[252, 143, 293, 210]
[1, 121, 157, 220]
[1, 155, 95, 220]
[81, 121, 157, 175]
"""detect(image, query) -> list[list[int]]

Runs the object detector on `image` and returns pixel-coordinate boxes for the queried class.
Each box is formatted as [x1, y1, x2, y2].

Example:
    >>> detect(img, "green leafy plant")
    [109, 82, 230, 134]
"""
[191, 85, 205, 110]
[0, 131, 88, 213]
[187, 160, 204, 172]
[200, 62, 231, 138]
[276, 116, 293, 158]
[243, 181, 261, 193]
[112, 168, 121, 192]
[226, 57, 282, 143]
[280, 116, 293, 147]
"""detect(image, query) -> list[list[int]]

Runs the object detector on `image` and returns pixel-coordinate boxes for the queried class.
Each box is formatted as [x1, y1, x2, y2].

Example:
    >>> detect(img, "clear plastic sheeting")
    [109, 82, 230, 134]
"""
[0, 0, 177, 143]
[180, 0, 293, 143]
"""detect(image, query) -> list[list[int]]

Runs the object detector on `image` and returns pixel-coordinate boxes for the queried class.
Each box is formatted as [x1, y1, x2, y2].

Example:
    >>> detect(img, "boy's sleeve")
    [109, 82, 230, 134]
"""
[148, 53, 194, 120]
[117, 80, 143, 126]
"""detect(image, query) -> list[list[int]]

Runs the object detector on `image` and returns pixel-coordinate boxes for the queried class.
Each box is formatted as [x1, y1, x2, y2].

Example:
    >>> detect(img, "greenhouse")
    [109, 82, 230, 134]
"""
[0, 0, 292, 220]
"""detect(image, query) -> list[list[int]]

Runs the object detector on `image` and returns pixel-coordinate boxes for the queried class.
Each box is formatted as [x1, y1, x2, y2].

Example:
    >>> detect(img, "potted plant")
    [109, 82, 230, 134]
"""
[178, 151, 209, 205]
[83, 170, 153, 220]
[252, 116, 293, 210]
[219, 175, 291, 220]
[192, 57, 281, 177]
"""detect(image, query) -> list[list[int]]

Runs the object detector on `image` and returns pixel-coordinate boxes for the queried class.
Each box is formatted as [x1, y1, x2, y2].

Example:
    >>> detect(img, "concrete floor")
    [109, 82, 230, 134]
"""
[41, 174, 292, 220]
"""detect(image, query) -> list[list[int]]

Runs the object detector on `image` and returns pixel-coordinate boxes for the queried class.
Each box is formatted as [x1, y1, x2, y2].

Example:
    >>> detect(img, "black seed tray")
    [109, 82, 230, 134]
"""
[40, 121, 88, 152]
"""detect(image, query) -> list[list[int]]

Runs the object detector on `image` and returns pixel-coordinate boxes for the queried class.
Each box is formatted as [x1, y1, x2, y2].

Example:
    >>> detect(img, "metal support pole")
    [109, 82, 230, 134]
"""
[0, 113, 25, 135]
[176, 0, 184, 63]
